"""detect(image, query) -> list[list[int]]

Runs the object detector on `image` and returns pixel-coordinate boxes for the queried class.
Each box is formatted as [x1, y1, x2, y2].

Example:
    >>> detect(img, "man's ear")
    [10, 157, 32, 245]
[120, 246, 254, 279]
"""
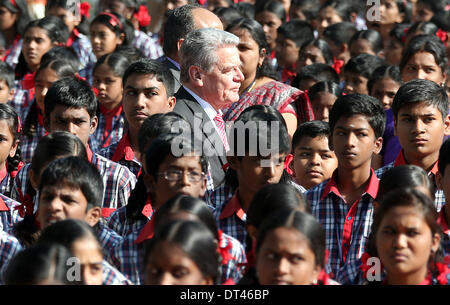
[9, 139, 18, 158]
[117, 32, 126, 45]
[443, 114, 450, 136]
[85, 206, 102, 227]
[373, 137, 383, 155]
[8, 88, 14, 101]
[167, 96, 176, 111]
[188, 66, 204, 87]
[177, 38, 185, 52]
[89, 116, 98, 135]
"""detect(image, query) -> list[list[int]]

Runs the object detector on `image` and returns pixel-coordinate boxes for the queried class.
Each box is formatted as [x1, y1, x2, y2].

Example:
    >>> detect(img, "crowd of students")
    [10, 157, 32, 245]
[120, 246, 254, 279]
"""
[0, 0, 449, 285]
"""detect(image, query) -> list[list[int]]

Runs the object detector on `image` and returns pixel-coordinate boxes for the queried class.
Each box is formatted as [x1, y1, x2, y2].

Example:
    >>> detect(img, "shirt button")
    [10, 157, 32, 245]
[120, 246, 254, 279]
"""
[347, 216, 352, 221]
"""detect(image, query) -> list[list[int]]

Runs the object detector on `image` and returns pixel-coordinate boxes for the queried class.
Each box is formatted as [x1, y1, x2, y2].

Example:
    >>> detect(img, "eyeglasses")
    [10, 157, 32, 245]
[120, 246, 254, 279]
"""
[158, 169, 205, 183]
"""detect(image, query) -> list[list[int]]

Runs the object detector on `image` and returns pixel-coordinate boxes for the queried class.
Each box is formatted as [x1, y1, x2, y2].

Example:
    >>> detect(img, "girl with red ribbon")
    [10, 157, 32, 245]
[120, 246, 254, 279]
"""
[0, 0, 31, 68]
[90, 52, 130, 151]
[45, 0, 97, 71]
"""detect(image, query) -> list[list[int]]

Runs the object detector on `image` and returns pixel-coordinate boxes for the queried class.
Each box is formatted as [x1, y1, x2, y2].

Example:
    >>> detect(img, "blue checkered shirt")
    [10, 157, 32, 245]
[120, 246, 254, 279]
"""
[132, 30, 163, 60]
[9, 82, 34, 122]
[106, 205, 150, 237]
[19, 121, 46, 164]
[89, 110, 126, 153]
[0, 231, 23, 284]
[306, 169, 379, 285]
[0, 172, 14, 198]
[102, 260, 133, 285]
[218, 230, 247, 284]
[70, 32, 97, 70]
[4, 38, 22, 69]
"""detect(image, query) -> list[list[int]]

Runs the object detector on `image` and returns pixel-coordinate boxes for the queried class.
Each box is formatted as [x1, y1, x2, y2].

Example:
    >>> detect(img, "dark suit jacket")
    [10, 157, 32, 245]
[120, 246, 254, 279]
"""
[173, 87, 227, 188]
[161, 57, 182, 93]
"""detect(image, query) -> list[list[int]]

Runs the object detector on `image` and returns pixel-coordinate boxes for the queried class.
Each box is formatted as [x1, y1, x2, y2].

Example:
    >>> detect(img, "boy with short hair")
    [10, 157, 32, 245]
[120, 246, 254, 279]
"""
[276, 20, 315, 84]
[291, 120, 337, 190]
[43, 76, 137, 217]
[343, 53, 386, 95]
[322, 22, 357, 66]
[306, 93, 386, 284]
[294, 63, 339, 92]
[0, 61, 15, 104]
[436, 138, 450, 257]
[376, 79, 450, 212]
[98, 58, 176, 177]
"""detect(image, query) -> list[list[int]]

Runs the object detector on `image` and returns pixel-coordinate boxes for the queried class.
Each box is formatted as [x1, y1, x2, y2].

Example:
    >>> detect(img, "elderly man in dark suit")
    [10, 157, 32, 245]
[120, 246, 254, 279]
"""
[161, 4, 223, 92]
[173, 28, 244, 188]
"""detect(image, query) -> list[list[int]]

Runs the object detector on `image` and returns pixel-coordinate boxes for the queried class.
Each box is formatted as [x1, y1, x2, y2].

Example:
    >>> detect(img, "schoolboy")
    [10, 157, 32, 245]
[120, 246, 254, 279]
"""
[436, 138, 450, 257]
[343, 53, 385, 95]
[291, 120, 337, 190]
[43, 76, 137, 217]
[306, 93, 386, 284]
[98, 58, 176, 177]
[294, 63, 340, 92]
[322, 22, 357, 66]
[376, 79, 450, 212]
[0, 62, 14, 104]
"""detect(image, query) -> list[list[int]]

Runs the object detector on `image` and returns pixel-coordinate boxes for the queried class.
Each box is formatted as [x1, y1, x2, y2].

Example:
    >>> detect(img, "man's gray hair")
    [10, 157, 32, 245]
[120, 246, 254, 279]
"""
[180, 28, 239, 84]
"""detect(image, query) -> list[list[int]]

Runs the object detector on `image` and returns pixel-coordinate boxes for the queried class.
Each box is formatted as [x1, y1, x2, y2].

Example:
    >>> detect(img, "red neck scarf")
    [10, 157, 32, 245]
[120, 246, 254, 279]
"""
[66, 28, 80, 47]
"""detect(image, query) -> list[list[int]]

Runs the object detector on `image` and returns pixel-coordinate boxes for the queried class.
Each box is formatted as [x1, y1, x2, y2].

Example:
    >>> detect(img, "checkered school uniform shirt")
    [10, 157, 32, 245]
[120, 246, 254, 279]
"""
[437, 209, 450, 257]
[102, 260, 133, 285]
[132, 30, 163, 60]
[10, 164, 35, 213]
[9, 82, 34, 122]
[89, 106, 126, 153]
[0, 171, 14, 198]
[211, 187, 248, 249]
[19, 122, 46, 165]
[0, 194, 22, 234]
[218, 230, 247, 284]
[96, 221, 123, 264]
[68, 30, 97, 70]
[375, 150, 445, 212]
[306, 168, 379, 285]
[0, 231, 22, 283]
[97, 132, 142, 177]
[3, 38, 22, 69]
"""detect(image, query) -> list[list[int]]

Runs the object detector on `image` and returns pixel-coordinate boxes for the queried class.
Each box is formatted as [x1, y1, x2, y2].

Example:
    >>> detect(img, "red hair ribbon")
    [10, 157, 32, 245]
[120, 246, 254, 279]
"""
[9, 0, 17, 8]
[284, 153, 294, 176]
[401, 27, 409, 43]
[436, 29, 448, 45]
[79, 2, 90, 19]
[100, 12, 123, 29]
[197, 0, 206, 5]
[17, 115, 21, 133]
[74, 73, 86, 82]
[332, 58, 345, 76]
[133, 5, 151, 28]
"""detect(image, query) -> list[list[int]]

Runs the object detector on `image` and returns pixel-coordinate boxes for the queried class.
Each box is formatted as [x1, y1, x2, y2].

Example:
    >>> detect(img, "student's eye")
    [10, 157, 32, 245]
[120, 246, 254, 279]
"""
[358, 133, 367, 137]
[91, 265, 102, 274]
[381, 228, 395, 235]
[145, 91, 158, 98]
[425, 68, 435, 73]
[290, 255, 303, 264]
[336, 131, 345, 136]
[322, 154, 332, 159]
[147, 266, 160, 276]
[265, 252, 276, 261]
[126, 90, 137, 96]
[406, 66, 416, 72]
[407, 230, 419, 237]
[299, 152, 310, 157]
[173, 268, 189, 279]
[423, 117, 434, 123]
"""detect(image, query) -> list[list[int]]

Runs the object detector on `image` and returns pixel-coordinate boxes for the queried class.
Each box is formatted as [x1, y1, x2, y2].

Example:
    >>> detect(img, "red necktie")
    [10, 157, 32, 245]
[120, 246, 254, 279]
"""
[213, 113, 229, 152]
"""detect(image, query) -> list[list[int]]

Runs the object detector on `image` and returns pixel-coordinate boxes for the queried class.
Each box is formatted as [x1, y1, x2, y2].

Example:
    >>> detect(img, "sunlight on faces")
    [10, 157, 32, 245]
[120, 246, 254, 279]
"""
[46, 6, 79, 33]
[22, 27, 56, 72]
[332, 115, 382, 170]
[378, 0, 404, 25]
[192, 8, 224, 30]
[0, 120, 17, 170]
[293, 136, 337, 190]
[310, 92, 337, 122]
[275, 35, 299, 69]
[318, 7, 343, 37]
[93, 63, 123, 110]
[122, 74, 175, 131]
[71, 237, 103, 285]
[384, 38, 403, 66]
[35, 67, 59, 114]
[298, 45, 327, 70]
[375, 206, 440, 284]
[413, 2, 434, 23]
[0, 80, 13, 103]
[370, 78, 400, 110]
[394, 102, 450, 163]
[90, 23, 124, 59]
[256, 227, 321, 285]
[145, 240, 212, 285]
[0, 5, 18, 31]
[349, 39, 377, 58]
[344, 72, 369, 95]
[255, 11, 283, 50]
[401, 52, 446, 85]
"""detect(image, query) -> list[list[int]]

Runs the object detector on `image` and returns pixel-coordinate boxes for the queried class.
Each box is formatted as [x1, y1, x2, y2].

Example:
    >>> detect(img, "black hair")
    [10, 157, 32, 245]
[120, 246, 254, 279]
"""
[389, 23, 411, 45]
[344, 53, 386, 79]
[213, 6, 243, 29]
[254, 0, 286, 22]
[0, 61, 14, 89]
[388, 0, 412, 24]
[277, 20, 314, 48]
[234, 2, 255, 19]
[39, 156, 104, 210]
[44, 76, 97, 121]
[417, 0, 446, 15]
[292, 120, 332, 151]
[90, 12, 135, 46]
[329, 93, 386, 139]
[299, 39, 335, 66]
[430, 11, 450, 32]
[392, 79, 448, 121]
[143, 219, 221, 284]
[319, 0, 354, 22]
[23, 59, 77, 139]
[45, 0, 90, 35]
[226, 18, 278, 80]
[15, 16, 69, 80]
[4, 242, 75, 285]
[38, 219, 101, 253]
[94, 52, 131, 80]
[378, 165, 435, 203]
[0, 103, 20, 178]
[122, 58, 175, 97]
[322, 21, 357, 46]
[154, 194, 219, 240]
[0, 0, 31, 36]
[399, 34, 447, 76]
[256, 209, 326, 269]
[290, 0, 320, 21]
[0, 31, 4, 49]
[40, 46, 81, 72]
[163, 4, 201, 57]
[406, 21, 438, 42]
[438, 138, 450, 175]
[126, 113, 191, 222]
[307, 81, 342, 102]
[114, 45, 145, 62]
[349, 29, 384, 56]
[367, 65, 402, 94]
[295, 63, 340, 85]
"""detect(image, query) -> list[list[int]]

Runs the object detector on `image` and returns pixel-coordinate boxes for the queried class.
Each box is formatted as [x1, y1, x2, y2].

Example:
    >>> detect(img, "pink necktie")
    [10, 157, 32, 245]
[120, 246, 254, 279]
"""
[213, 113, 229, 152]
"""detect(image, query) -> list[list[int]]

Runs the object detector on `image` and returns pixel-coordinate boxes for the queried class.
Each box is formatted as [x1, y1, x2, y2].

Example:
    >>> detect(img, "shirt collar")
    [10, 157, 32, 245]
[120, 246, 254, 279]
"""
[183, 85, 218, 121]
[86, 144, 93, 163]
[0, 196, 9, 212]
[166, 57, 180, 70]
[321, 168, 379, 201]
[437, 208, 449, 235]
[111, 132, 136, 162]
[219, 189, 246, 221]
[99, 103, 123, 117]
[394, 150, 439, 176]
[135, 217, 155, 244]
[0, 165, 7, 183]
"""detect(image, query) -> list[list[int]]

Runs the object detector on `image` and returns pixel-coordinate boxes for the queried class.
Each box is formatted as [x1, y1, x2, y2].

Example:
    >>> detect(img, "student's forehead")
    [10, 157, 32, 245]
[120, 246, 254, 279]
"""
[163, 154, 202, 167]
[296, 135, 330, 148]
[334, 114, 374, 129]
[125, 73, 165, 88]
[42, 183, 85, 195]
[52, 106, 91, 117]
[397, 101, 442, 115]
